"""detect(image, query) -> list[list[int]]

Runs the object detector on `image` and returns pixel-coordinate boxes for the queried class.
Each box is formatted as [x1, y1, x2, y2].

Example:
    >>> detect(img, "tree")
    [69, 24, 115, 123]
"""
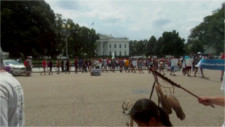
[186, 39, 204, 54]
[1, 1, 60, 58]
[157, 30, 185, 57]
[146, 36, 157, 56]
[188, 3, 224, 54]
[59, 19, 99, 58]
[129, 40, 147, 56]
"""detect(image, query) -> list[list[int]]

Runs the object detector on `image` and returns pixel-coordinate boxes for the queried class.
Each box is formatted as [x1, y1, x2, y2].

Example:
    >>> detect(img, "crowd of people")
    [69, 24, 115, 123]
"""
[35, 54, 209, 77]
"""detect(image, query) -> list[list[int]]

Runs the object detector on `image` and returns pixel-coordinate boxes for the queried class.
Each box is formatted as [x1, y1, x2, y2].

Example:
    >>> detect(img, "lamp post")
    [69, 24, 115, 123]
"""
[62, 24, 70, 59]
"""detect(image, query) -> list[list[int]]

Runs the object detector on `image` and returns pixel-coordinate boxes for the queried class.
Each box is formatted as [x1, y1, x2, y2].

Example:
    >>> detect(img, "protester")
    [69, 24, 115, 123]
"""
[111, 58, 116, 72]
[56, 59, 60, 74]
[24, 56, 32, 76]
[41, 58, 47, 75]
[194, 54, 205, 77]
[159, 59, 165, 75]
[82, 59, 87, 73]
[107, 58, 112, 72]
[102, 58, 108, 72]
[0, 57, 25, 127]
[138, 58, 144, 74]
[116, 58, 119, 69]
[184, 56, 191, 76]
[78, 58, 83, 72]
[48, 59, 53, 75]
[220, 53, 225, 81]
[74, 57, 78, 73]
[130, 98, 172, 127]
[61, 59, 65, 72]
[153, 58, 158, 71]
[65, 59, 70, 73]
[124, 59, 130, 73]
[119, 58, 124, 72]
[130, 58, 136, 73]
[169, 57, 176, 76]
[182, 59, 187, 76]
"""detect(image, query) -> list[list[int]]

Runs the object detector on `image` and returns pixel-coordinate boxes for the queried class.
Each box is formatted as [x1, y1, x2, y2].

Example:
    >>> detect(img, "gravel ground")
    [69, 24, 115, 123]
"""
[16, 69, 224, 126]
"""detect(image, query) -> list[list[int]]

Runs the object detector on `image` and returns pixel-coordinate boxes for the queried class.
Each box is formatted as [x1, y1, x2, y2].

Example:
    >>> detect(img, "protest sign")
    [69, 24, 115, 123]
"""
[171, 59, 178, 67]
[185, 59, 193, 67]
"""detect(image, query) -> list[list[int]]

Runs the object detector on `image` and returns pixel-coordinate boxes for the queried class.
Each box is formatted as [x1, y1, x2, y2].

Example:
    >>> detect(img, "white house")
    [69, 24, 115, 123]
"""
[96, 34, 129, 56]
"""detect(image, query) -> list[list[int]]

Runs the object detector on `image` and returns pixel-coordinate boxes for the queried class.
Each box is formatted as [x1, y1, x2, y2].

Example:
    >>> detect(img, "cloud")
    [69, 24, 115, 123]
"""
[47, 0, 80, 10]
[153, 19, 171, 27]
[45, 0, 225, 41]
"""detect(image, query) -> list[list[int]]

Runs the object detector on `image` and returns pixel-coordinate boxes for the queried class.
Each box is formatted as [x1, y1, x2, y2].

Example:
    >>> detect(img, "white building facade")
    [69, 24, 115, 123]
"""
[96, 34, 129, 56]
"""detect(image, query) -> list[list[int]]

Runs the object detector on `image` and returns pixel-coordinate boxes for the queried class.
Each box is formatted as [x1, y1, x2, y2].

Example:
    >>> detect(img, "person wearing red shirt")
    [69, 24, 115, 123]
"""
[220, 53, 225, 81]
[41, 59, 47, 75]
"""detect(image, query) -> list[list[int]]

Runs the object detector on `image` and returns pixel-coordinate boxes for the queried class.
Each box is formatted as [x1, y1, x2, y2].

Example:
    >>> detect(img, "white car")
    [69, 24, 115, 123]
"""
[3, 59, 26, 75]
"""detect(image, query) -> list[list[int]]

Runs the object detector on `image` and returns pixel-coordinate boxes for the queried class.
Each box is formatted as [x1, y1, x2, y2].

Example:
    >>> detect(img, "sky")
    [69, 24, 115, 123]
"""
[45, 0, 224, 41]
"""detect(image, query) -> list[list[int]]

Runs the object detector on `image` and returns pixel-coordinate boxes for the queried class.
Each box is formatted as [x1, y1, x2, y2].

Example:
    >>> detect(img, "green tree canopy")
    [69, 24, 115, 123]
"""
[157, 30, 185, 57]
[1, 0, 60, 58]
[146, 36, 157, 56]
[188, 3, 224, 54]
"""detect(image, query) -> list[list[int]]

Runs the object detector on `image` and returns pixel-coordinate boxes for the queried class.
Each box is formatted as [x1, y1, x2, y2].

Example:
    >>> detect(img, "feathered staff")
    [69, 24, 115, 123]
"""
[149, 68, 215, 108]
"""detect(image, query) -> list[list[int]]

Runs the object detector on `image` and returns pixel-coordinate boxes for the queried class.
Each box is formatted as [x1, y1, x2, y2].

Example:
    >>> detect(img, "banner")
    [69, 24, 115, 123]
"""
[199, 59, 225, 71]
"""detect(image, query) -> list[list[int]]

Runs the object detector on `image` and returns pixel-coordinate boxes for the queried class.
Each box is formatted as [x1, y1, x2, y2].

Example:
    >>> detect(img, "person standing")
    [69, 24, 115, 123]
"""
[130, 58, 136, 73]
[78, 58, 83, 72]
[107, 58, 112, 72]
[119, 58, 124, 73]
[0, 58, 25, 126]
[102, 58, 108, 72]
[220, 53, 225, 81]
[169, 57, 176, 76]
[48, 59, 53, 75]
[61, 59, 65, 72]
[56, 59, 60, 74]
[74, 57, 78, 73]
[41, 58, 47, 75]
[24, 56, 32, 76]
[159, 59, 165, 75]
[138, 58, 144, 74]
[65, 59, 70, 74]
[111, 58, 116, 72]
[194, 54, 205, 77]
[124, 59, 130, 73]
[82, 59, 87, 73]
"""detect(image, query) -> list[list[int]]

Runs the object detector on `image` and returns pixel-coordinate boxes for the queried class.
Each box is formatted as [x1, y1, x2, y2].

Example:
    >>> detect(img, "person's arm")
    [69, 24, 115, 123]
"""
[0, 90, 8, 126]
[198, 97, 225, 107]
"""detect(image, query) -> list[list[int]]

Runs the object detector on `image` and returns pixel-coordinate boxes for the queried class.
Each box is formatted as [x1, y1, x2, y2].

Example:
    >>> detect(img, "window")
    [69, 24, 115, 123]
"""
[120, 52, 121, 56]
[109, 44, 111, 48]
[119, 44, 121, 48]
[124, 44, 126, 48]
[124, 51, 126, 56]
[109, 51, 111, 56]
[114, 44, 116, 48]
[115, 51, 116, 56]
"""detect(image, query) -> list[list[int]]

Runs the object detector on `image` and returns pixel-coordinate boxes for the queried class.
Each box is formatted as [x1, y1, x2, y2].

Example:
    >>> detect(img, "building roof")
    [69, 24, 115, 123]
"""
[97, 34, 128, 41]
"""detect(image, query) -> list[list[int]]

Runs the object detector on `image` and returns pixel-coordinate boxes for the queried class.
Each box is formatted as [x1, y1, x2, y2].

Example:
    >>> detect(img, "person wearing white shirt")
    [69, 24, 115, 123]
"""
[0, 56, 25, 126]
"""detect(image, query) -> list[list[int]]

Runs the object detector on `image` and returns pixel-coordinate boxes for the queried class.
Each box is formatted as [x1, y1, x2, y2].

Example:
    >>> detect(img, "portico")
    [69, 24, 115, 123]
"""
[96, 34, 129, 56]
